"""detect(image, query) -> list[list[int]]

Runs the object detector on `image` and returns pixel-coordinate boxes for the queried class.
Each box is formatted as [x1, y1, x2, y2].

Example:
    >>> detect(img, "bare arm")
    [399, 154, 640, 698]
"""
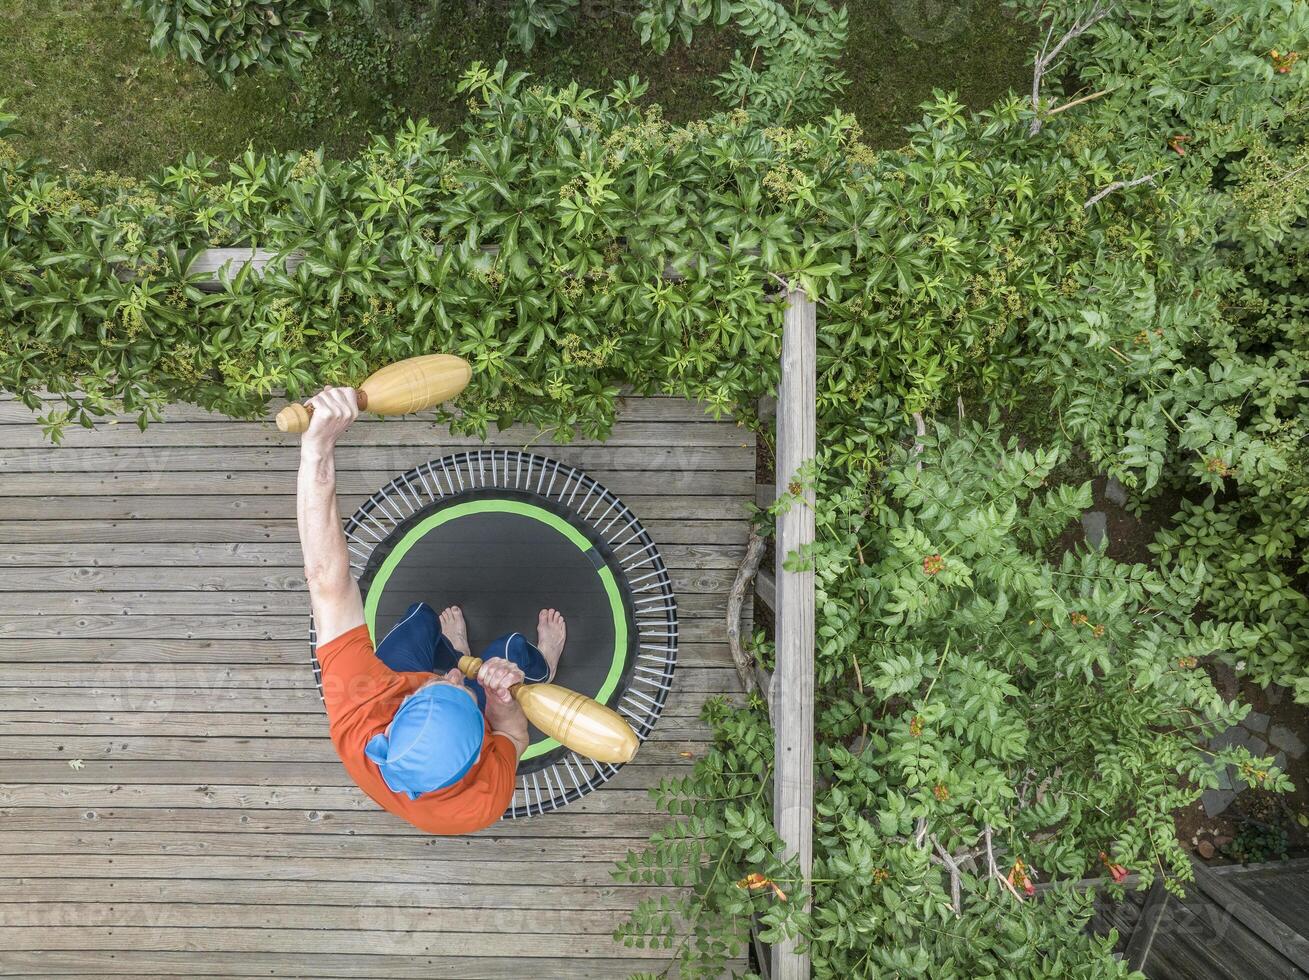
[479, 659, 529, 760]
[296, 387, 365, 647]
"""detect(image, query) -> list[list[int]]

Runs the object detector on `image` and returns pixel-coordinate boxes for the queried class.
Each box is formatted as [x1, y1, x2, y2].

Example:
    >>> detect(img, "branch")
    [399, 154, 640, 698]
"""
[985, 825, 1026, 901]
[930, 834, 963, 914]
[1083, 171, 1159, 209]
[912, 411, 927, 472]
[726, 529, 766, 698]
[1030, 3, 1114, 136]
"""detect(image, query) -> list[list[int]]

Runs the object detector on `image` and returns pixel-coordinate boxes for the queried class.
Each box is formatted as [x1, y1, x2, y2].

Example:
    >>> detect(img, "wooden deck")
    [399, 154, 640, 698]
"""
[0, 394, 754, 978]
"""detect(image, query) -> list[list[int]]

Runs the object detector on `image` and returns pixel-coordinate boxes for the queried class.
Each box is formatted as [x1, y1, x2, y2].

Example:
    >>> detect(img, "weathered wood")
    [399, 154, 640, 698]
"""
[0, 877, 675, 910]
[0, 711, 717, 739]
[0, 563, 739, 596]
[1124, 878, 1167, 972]
[0, 541, 746, 569]
[0, 467, 754, 496]
[1191, 859, 1309, 973]
[0, 517, 748, 545]
[756, 568, 776, 611]
[0, 951, 726, 979]
[0, 492, 750, 521]
[772, 288, 816, 980]
[0, 392, 755, 975]
[0, 637, 733, 668]
[0, 443, 752, 473]
[0, 587, 734, 618]
[0, 614, 731, 642]
[0, 686, 739, 715]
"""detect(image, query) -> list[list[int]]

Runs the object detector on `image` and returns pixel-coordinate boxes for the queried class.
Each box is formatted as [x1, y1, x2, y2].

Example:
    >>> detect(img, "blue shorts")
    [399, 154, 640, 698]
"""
[373, 602, 551, 713]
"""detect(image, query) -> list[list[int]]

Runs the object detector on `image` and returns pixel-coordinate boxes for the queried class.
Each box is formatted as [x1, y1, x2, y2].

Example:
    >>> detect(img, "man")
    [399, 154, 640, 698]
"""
[296, 386, 566, 834]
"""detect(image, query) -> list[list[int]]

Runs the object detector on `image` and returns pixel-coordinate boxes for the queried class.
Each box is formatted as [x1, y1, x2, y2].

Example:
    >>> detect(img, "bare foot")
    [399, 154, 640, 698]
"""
[440, 605, 472, 658]
[536, 608, 566, 681]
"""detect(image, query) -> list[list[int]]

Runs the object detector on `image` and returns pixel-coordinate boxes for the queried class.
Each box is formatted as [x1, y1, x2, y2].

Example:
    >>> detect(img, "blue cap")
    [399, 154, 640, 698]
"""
[364, 682, 484, 799]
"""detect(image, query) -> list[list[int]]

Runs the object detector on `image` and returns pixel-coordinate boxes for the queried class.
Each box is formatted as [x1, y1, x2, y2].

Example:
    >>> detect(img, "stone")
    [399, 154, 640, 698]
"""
[1269, 723, 1306, 758]
[1104, 476, 1128, 507]
[1214, 765, 1235, 791]
[1210, 726, 1267, 756]
[1081, 510, 1107, 548]
[1196, 840, 1215, 859]
[1202, 788, 1236, 818]
[1241, 709, 1270, 734]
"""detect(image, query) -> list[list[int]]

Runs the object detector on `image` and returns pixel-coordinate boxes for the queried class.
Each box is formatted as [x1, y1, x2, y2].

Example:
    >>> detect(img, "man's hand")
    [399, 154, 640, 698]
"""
[479, 660, 525, 705]
[302, 386, 359, 457]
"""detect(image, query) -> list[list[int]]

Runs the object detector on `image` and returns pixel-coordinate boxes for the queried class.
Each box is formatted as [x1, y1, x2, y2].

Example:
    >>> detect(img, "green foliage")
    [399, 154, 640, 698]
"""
[620, 427, 1290, 975]
[1001, 0, 1309, 699]
[127, 0, 369, 87]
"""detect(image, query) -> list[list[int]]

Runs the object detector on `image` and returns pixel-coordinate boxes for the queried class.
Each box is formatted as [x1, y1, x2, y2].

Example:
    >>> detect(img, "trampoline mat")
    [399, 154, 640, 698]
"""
[358, 491, 638, 773]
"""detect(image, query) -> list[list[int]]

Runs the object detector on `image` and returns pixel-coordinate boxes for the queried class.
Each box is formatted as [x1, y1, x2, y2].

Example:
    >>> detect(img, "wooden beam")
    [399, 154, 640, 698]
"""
[1123, 878, 1167, 972]
[771, 288, 815, 980]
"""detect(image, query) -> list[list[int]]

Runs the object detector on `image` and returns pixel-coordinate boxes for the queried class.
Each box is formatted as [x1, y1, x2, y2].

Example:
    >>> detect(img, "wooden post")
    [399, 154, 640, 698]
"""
[772, 287, 816, 980]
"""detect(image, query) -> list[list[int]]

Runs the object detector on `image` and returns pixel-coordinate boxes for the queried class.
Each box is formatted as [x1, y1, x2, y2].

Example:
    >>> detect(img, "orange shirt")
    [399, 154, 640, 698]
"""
[318, 624, 517, 835]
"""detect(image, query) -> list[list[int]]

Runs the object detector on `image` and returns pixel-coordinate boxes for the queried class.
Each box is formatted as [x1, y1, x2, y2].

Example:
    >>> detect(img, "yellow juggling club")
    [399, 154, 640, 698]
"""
[276, 354, 472, 433]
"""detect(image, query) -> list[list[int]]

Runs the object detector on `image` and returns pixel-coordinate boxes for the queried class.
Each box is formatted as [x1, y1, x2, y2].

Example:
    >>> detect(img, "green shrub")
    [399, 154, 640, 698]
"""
[621, 426, 1290, 976]
[126, 0, 370, 87]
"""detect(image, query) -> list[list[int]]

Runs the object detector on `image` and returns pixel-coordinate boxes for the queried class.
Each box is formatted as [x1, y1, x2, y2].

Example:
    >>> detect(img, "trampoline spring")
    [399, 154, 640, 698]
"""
[584, 493, 615, 523]
[414, 464, 437, 501]
[514, 451, 523, 488]
[639, 643, 677, 654]
[545, 459, 560, 498]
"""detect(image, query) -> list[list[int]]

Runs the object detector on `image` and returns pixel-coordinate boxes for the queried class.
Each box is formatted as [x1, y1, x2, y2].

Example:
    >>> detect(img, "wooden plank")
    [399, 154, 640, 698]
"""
[0, 664, 735, 691]
[0, 878, 673, 911]
[0, 517, 748, 545]
[0, 830, 650, 863]
[0, 926, 635, 958]
[0, 564, 739, 596]
[0, 711, 717, 740]
[0, 637, 733, 668]
[0, 614, 731, 641]
[1124, 878, 1167, 972]
[756, 568, 776, 611]
[1191, 858, 1309, 973]
[1, 902, 633, 934]
[772, 288, 816, 980]
[0, 735, 708, 764]
[0, 685, 737, 714]
[0, 493, 751, 521]
[0, 784, 679, 813]
[0, 806, 678, 840]
[0, 444, 752, 473]
[0, 588, 733, 619]
[0, 951, 709, 979]
[0, 541, 746, 569]
[0, 467, 754, 497]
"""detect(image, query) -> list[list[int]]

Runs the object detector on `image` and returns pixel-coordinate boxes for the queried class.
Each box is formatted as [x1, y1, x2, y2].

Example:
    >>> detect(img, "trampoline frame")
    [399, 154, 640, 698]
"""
[309, 448, 679, 819]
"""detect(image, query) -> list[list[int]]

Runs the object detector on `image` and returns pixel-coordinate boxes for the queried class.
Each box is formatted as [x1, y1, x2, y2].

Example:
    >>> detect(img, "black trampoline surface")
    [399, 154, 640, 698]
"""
[357, 489, 638, 772]
[310, 449, 679, 818]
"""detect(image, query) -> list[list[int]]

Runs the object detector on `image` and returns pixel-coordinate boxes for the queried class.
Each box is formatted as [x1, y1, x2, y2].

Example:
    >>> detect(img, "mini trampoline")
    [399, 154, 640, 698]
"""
[309, 449, 679, 818]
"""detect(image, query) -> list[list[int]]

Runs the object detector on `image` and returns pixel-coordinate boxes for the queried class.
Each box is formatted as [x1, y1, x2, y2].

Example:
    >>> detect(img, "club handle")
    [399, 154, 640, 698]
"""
[275, 390, 369, 433]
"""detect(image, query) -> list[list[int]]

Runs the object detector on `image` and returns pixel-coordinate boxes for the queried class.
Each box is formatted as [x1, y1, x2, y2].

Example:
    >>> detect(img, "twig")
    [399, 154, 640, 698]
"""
[1083, 171, 1159, 209]
[930, 835, 962, 914]
[985, 825, 1026, 901]
[1045, 87, 1113, 118]
[726, 529, 766, 698]
[912, 411, 927, 472]
[1030, 3, 1115, 136]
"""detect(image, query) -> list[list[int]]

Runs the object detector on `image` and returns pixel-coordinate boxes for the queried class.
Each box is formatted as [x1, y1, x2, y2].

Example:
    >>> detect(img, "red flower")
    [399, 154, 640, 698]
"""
[1099, 851, 1129, 883]
[922, 554, 945, 576]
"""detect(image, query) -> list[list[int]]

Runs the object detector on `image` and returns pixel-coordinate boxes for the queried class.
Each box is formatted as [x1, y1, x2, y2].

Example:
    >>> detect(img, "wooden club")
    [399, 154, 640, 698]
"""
[276, 354, 472, 432]
[457, 655, 640, 765]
